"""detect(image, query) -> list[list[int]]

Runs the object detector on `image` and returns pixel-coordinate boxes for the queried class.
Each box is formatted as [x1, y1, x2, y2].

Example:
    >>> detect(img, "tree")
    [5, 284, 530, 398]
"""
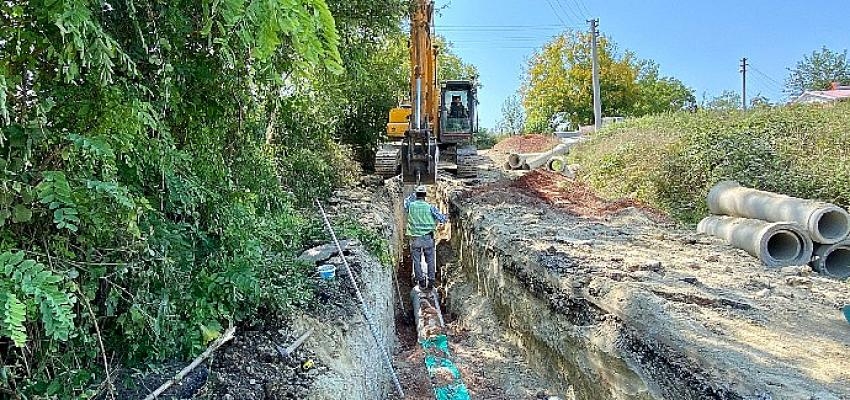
[521, 30, 693, 133]
[0, 0, 411, 395]
[437, 38, 480, 83]
[633, 60, 696, 115]
[786, 46, 850, 95]
[750, 94, 772, 109]
[703, 90, 743, 111]
[496, 95, 525, 135]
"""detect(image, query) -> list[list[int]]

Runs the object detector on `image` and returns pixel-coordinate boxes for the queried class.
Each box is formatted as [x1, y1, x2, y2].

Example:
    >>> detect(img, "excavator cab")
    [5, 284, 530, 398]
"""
[439, 80, 477, 141]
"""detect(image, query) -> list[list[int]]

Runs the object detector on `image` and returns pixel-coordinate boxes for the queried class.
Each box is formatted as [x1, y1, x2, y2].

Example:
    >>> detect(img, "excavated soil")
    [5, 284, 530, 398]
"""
[492, 134, 561, 154]
[437, 157, 850, 399]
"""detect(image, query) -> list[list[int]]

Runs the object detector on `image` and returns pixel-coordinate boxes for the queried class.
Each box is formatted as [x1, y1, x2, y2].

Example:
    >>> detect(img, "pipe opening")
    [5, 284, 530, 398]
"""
[817, 210, 850, 243]
[823, 248, 850, 279]
[766, 231, 802, 262]
[508, 154, 522, 168]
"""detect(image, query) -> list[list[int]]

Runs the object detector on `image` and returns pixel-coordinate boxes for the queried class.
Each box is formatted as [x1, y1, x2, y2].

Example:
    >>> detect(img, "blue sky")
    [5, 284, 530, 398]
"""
[433, 0, 850, 129]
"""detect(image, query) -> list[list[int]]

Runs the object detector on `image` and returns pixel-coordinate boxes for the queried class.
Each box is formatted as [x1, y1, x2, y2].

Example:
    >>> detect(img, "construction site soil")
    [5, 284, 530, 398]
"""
[435, 153, 850, 399]
[125, 152, 850, 399]
[491, 134, 561, 154]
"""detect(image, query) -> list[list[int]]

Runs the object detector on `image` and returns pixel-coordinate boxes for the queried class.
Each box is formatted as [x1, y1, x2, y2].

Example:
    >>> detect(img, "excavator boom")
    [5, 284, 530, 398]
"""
[375, 0, 479, 182]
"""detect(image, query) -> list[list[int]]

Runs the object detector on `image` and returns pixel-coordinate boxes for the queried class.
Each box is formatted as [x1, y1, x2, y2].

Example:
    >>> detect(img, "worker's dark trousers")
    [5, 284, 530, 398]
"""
[410, 233, 436, 288]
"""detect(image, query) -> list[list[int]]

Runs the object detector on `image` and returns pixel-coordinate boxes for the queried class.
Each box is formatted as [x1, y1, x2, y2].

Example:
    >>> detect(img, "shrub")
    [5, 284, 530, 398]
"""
[570, 103, 850, 224]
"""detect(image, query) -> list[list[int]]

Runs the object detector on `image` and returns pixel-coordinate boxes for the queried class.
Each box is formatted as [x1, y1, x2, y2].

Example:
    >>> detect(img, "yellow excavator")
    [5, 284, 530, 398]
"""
[375, 0, 479, 184]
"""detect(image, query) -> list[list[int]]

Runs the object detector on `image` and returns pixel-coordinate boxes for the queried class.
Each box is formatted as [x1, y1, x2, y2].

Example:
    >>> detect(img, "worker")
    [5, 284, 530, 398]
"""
[404, 185, 448, 291]
[448, 95, 468, 119]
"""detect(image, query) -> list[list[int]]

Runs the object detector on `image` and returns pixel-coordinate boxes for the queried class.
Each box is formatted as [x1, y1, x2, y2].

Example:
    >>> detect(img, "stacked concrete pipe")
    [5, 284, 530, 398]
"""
[812, 240, 850, 279]
[707, 181, 850, 244]
[546, 156, 566, 172]
[702, 181, 850, 274]
[507, 152, 542, 170]
[524, 144, 570, 170]
[698, 216, 814, 267]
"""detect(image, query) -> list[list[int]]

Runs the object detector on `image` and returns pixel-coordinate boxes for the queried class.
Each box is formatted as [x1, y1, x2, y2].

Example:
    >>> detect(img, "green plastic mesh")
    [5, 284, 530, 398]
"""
[420, 334, 471, 400]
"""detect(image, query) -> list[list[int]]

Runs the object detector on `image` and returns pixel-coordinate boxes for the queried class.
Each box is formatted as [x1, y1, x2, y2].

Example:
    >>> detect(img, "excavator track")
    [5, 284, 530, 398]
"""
[455, 146, 479, 178]
[375, 147, 401, 178]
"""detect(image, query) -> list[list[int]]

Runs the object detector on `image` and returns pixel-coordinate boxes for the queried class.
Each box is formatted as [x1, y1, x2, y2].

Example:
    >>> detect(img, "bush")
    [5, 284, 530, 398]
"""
[570, 103, 850, 224]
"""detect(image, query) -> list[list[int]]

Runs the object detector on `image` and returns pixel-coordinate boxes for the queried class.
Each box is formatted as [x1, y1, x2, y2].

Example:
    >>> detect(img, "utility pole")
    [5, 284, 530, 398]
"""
[588, 18, 602, 130]
[740, 57, 748, 110]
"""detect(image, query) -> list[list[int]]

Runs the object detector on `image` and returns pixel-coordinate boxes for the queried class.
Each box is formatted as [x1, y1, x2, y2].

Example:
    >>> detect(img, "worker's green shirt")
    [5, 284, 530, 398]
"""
[407, 200, 438, 237]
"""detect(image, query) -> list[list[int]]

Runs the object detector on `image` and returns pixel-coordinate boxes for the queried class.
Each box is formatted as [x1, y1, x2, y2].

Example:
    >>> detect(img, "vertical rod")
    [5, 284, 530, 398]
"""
[741, 57, 749, 110]
[589, 18, 602, 131]
[416, 77, 422, 131]
[314, 200, 405, 398]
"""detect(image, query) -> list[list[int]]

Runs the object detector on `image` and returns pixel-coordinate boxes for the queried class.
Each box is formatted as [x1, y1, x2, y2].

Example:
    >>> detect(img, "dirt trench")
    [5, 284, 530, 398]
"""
[293, 157, 850, 400]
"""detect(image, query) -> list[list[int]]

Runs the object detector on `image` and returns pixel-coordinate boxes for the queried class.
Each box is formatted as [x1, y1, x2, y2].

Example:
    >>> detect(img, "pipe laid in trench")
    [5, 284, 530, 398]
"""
[698, 216, 814, 267]
[707, 181, 850, 244]
[812, 240, 850, 279]
[410, 288, 471, 399]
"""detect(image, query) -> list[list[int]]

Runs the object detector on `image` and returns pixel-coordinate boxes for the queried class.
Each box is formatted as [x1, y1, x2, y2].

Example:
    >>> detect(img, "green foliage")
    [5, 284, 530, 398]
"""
[0, 0, 408, 397]
[496, 95, 526, 134]
[571, 103, 850, 224]
[1, 0, 464, 395]
[0, 251, 77, 347]
[786, 46, 850, 95]
[703, 90, 743, 111]
[437, 38, 480, 83]
[521, 30, 694, 132]
[473, 128, 504, 150]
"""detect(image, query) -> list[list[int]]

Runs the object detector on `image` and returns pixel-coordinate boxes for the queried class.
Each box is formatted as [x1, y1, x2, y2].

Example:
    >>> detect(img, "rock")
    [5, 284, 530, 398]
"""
[297, 241, 351, 265]
[755, 288, 771, 298]
[785, 276, 812, 287]
[705, 254, 720, 263]
[644, 260, 663, 272]
[681, 277, 699, 285]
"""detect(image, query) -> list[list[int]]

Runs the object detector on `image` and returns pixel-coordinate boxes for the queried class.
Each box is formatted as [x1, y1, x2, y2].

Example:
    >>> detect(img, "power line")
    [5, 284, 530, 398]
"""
[575, 0, 593, 17]
[544, 0, 569, 26]
[554, 0, 584, 23]
[750, 66, 785, 90]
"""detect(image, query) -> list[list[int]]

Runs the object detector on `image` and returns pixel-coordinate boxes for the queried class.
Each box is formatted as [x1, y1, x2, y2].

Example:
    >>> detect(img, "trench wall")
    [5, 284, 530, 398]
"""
[440, 185, 748, 400]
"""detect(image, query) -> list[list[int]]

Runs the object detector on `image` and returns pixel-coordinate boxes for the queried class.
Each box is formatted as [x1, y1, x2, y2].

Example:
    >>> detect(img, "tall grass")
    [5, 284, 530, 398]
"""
[570, 103, 850, 224]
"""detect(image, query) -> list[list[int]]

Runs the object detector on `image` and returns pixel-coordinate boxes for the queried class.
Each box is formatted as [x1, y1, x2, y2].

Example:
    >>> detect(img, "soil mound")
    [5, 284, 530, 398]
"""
[492, 134, 560, 154]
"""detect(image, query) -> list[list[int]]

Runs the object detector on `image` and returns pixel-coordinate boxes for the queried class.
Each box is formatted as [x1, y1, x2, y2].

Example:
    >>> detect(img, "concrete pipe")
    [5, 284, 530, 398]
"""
[547, 156, 566, 172]
[697, 216, 814, 267]
[707, 181, 850, 244]
[508, 152, 542, 170]
[812, 241, 850, 279]
[525, 144, 570, 170]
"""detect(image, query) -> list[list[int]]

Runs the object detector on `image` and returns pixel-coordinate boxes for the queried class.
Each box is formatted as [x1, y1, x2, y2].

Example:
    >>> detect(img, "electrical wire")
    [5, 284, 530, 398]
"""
[750, 66, 786, 90]
[576, 0, 593, 17]
[544, 0, 569, 26]
[554, 0, 584, 23]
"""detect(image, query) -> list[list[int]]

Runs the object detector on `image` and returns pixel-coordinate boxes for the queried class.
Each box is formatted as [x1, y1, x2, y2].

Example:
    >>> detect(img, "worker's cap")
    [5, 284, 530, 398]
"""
[414, 185, 427, 195]
[452, 95, 461, 100]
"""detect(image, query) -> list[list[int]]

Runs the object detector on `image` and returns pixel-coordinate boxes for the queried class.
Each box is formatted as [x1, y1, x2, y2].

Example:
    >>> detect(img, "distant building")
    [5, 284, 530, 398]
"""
[791, 82, 850, 104]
